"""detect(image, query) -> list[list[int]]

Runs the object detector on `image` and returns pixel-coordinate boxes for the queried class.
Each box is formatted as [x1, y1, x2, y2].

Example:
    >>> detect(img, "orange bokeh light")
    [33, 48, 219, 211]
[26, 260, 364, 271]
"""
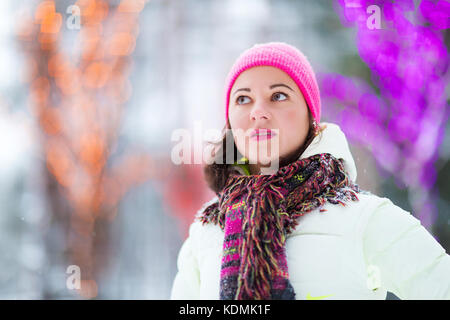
[118, 0, 147, 13]
[83, 62, 111, 88]
[39, 107, 62, 135]
[34, 1, 56, 22]
[46, 139, 74, 187]
[108, 32, 136, 56]
[79, 132, 105, 168]
[77, 0, 109, 25]
[21, 0, 149, 299]
[30, 77, 50, 105]
[77, 280, 98, 299]
[40, 12, 62, 34]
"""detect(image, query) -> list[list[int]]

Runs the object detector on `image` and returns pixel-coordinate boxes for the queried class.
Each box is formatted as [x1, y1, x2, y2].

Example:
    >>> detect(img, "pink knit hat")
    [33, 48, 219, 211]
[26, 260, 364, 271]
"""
[224, 42, 321, 124]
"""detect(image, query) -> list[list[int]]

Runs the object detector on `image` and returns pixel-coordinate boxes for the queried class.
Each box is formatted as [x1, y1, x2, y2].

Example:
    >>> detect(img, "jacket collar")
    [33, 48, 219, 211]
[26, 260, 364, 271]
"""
[300, 122, 357, 182]
[232, 122, 357, 182]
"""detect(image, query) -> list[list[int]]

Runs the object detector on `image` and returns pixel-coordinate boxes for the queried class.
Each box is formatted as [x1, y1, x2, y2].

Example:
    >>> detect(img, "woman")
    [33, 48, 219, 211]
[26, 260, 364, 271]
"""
[170, 42, 450, 300]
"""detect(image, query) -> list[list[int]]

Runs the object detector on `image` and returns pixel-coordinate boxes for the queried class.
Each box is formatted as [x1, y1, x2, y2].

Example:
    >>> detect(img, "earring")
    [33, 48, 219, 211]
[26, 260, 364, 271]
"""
[312, 120, 319, 135]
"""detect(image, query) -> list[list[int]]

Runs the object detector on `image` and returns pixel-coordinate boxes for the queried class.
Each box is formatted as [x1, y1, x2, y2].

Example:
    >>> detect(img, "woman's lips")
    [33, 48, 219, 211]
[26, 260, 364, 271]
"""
[250, 129, 277, 141]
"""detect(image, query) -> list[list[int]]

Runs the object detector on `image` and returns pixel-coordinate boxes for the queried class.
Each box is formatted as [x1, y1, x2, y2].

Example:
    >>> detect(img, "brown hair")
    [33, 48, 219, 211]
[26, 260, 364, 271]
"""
[203, 110, 323, 194]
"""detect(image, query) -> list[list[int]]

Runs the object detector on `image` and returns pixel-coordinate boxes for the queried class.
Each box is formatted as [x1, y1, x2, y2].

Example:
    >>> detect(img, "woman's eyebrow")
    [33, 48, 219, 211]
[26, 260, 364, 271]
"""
[270, 83, 294, 91]
[232, 83, 294, 96]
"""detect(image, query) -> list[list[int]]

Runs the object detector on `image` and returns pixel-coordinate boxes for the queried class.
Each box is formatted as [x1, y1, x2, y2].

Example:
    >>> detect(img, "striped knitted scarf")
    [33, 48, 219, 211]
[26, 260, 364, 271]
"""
[199, 153, 361, 300]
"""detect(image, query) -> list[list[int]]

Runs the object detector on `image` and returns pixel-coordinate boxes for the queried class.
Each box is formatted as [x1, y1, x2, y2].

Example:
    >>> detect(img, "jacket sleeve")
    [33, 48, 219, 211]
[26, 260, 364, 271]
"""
[362, 197, 450, 299]
[170, 221, 201, 299]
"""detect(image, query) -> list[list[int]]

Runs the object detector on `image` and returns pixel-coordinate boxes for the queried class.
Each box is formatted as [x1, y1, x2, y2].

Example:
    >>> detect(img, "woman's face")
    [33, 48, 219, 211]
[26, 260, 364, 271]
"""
[228, 66, 310, 174]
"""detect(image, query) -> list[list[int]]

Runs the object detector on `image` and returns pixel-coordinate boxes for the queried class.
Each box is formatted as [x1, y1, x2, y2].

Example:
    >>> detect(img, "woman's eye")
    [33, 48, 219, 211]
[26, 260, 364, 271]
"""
[236, 96, 251, 105]
[272, 92, 288, 101]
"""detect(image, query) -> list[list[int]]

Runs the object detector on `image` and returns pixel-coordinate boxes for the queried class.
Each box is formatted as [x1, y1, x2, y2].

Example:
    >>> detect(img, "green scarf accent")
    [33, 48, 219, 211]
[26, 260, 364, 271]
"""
[233, 157, 251, 176]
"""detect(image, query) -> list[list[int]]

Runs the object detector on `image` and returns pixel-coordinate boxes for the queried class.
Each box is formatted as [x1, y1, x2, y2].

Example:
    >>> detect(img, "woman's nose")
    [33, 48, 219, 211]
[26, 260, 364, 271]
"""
[250, 102, 271, 121]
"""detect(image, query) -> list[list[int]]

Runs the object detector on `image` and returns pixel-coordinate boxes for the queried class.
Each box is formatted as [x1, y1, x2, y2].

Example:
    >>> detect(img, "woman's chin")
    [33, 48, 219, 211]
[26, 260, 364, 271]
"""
[246, 156, 281, 175]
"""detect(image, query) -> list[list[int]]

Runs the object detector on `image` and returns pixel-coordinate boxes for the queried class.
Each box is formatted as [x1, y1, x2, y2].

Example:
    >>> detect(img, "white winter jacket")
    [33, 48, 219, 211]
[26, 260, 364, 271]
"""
[170, 122, 450, 300]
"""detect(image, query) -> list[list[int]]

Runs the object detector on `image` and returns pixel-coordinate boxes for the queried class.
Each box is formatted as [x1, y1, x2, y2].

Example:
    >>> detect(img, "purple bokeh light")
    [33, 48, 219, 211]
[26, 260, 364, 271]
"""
[323, 0, 449, 229]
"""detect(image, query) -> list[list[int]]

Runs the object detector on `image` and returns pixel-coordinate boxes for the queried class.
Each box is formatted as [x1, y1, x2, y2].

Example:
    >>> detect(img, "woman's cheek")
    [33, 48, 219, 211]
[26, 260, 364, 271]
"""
[229, 113, 247, 130]
[281, 130, 301, 157]
[278, 132, 291, 157]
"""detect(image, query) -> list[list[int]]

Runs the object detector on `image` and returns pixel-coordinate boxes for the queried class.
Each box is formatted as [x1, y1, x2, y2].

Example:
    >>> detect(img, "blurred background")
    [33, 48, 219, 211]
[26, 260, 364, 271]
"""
[0, 0, 448, 299]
